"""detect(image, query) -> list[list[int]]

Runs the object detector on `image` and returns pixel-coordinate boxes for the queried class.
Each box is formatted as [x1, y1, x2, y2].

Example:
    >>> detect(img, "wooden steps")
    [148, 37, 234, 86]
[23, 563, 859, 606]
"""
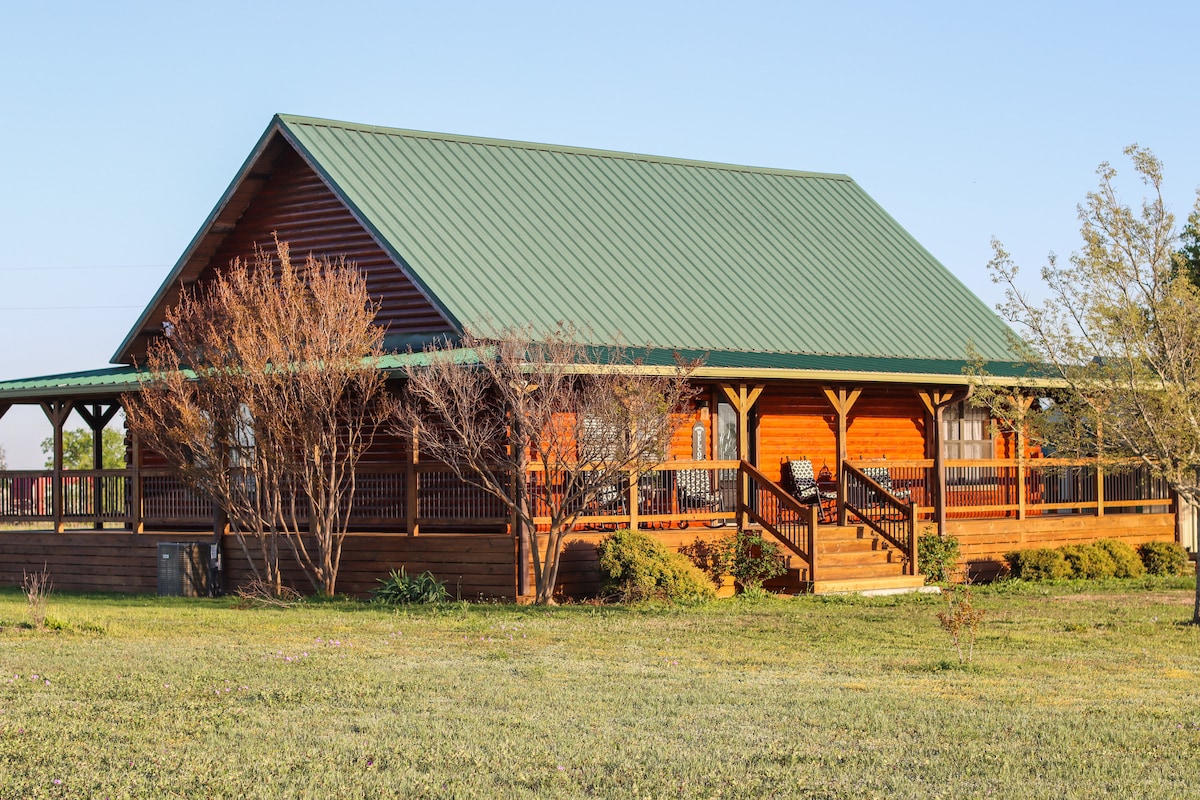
[762, 522, 928, 595]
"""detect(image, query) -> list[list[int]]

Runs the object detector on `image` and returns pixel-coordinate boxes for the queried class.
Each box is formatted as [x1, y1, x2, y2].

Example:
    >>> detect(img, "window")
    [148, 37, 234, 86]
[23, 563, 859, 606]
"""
[942, 402, 992, 459]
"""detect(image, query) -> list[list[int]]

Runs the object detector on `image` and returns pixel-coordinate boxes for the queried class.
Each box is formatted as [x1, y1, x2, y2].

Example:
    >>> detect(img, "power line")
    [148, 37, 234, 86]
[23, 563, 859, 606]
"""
[0, 305, 142, 311]
[0, 265, 167, 272]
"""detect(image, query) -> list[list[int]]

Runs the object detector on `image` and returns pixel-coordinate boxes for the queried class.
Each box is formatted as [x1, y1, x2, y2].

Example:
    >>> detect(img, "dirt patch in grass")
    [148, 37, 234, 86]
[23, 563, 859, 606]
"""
[1049, 590, 1193, 605]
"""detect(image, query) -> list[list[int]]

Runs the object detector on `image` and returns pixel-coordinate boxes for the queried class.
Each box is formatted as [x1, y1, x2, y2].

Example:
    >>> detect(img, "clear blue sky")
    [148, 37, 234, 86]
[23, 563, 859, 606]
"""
[2, 0, 1198, 467]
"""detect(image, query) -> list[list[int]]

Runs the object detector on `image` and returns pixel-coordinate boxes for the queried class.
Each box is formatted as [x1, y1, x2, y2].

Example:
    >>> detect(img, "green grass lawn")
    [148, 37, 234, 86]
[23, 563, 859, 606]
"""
[1, 579, 1199, 799]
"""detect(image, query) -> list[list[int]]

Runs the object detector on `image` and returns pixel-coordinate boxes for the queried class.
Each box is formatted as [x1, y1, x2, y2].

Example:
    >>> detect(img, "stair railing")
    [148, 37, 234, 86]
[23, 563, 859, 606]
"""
[841, 463, 918, 575]
[738, 460, 818, 583]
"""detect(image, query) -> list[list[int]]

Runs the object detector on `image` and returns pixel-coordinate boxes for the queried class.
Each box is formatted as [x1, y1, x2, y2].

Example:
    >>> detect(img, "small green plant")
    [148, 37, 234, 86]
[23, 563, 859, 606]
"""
[1094, 539, 1145, 578]
[1006, 547, 1070, 580]
[718, 530, 787, 593]
[918, 531, 960, 584]
[372, 567, 449, 604]
[22, 566, 52, 630]
[1139, 541, 1191, 576]
[597, 529, 715, 603]
[937, 583, 985, 664]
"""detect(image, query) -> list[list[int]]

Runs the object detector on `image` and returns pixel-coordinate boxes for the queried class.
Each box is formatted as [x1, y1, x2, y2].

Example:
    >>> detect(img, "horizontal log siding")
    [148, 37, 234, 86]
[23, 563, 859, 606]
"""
[0, 531, 516, 599]
[945, 513, 1177, 581]
[197, 147, 451, 337]
[756, 387, 836, 483]
[755, 386, 925, 484]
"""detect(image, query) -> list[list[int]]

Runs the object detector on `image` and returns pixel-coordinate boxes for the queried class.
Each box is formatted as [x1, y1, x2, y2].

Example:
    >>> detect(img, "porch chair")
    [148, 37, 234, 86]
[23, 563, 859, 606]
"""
[675, 469, 725, 529]
[587, 482, 627, 530]
[782, 459, 837, 523]
[859, 466, 912, 521]
[861, 467, 911, 500]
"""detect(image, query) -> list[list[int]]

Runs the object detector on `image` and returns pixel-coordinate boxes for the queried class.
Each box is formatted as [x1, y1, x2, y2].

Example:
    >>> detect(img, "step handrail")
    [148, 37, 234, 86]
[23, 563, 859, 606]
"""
[738, 460, 818, 582]
[841, 462, 917, 575]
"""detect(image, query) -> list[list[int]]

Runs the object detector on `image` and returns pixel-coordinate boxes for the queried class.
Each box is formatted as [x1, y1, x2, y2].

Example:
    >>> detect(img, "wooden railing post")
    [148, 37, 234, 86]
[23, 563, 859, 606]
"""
[1017, 461, 1027, 520]
[628, 468, 640, 531]
[908, 504, 919, 576]
[807, 503, 819, 584]
[130, 431, 143, 534]
[1096, 459, 1105, 517]
[406, 425, 419, 536]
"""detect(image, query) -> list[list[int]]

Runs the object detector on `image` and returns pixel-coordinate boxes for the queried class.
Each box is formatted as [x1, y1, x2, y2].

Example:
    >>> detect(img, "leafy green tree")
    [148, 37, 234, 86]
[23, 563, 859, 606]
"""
[985, 145, 1200, 624]
[40, 428, 125, 470]
[1179, 219, 1200, 287]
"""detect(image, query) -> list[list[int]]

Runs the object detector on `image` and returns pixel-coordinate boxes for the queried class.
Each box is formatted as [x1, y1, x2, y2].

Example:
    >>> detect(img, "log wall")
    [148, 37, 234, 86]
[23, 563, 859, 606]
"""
[197, 147, 451, 338]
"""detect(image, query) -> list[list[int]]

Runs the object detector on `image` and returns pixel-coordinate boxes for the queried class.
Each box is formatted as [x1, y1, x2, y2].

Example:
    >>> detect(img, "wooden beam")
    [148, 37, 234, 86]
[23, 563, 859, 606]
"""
[915, 389, 968, 533]
[823, 387, 862, 525]
[40, 401, 72, 533]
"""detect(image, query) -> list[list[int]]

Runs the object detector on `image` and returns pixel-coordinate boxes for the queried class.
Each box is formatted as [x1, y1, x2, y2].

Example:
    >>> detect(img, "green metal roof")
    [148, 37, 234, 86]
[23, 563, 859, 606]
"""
[0, 366, 145, 400]
[271, 114, 1019, 364]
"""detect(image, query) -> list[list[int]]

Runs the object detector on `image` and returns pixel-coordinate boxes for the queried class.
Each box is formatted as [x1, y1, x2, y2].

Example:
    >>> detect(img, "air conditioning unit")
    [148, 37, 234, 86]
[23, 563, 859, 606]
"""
[157, 542, 209, 597]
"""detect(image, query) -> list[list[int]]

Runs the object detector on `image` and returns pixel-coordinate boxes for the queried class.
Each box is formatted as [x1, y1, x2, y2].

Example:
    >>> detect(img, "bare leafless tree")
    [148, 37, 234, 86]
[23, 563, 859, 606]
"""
[125, 238, 391, 596]
[397, 324, 695, 604]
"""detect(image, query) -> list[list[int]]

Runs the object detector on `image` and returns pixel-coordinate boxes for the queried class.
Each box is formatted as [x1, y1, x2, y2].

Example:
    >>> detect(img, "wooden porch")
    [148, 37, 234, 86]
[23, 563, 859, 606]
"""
[0, 454, 1178, 598]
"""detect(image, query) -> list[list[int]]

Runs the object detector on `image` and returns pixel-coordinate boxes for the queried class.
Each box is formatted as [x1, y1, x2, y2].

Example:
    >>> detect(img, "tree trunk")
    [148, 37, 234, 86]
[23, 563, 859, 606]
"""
[1193, 556, 1199, 625]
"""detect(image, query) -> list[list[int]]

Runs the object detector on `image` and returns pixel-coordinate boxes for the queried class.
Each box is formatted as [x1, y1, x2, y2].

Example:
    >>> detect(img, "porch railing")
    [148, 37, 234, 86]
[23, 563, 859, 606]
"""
[845, 458, 1173, 519]
[0, 457, 1176, 533]
[842, 463, 917, 575]
[738, 460, 817, 582]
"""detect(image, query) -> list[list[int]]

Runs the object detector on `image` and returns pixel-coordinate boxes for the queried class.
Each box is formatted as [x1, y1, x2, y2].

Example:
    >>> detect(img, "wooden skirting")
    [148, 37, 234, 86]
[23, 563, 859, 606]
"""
[945, 513, 1176, 580]
[0, 531, 517, 600]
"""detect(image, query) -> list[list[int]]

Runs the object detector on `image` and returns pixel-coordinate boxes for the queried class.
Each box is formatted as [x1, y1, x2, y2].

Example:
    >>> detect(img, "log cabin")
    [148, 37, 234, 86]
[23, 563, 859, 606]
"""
[0, 115, 1183, 598]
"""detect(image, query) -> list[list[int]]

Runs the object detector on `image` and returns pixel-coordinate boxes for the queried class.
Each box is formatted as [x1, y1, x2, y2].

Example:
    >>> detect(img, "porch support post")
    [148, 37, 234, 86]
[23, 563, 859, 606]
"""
[719, 383, 764, 530]
[406, 424, 420, 537]
[1009, 394, 1034, 521]
[917, 389, 968, 535]
[822, 387, 861, 526]
[75, 402, 120, 529]
[130, 429, 143, 534]
[1095, 418, 1105, 517]
[40, 400, 73, 533]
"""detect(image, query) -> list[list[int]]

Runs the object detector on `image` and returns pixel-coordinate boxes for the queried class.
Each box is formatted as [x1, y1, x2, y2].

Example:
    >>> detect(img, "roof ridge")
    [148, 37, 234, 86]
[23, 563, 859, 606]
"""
[276, 113, 854, 183]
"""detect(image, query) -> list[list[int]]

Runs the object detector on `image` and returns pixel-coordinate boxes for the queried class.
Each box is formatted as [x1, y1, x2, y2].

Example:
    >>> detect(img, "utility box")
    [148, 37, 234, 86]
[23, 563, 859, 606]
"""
[157, 542, 209, 597]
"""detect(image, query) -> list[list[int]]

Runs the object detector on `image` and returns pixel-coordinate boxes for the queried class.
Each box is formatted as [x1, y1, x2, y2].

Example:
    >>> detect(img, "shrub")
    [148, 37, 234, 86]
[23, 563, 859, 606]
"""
[1094, 539, 1145, 578]
[597, 529, 715, 603]
[372, 567, 450, 604]
[918, 532, 960, 584]
[1139, 541, 1192, 576]
[1060, 543, 1116, 580]
[719, 530, 787, 592]
[1006, 548, 1070, 581]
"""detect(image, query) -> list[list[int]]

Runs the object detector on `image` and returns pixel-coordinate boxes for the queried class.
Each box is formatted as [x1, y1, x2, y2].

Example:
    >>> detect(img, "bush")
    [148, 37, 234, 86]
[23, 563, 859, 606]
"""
[1059, 543, 1116, 579]
[719, 530, 787, 592]
[1094, 539, 1145, 578]
[1006, 548, 1070, 581]
[372, 567, 450, 604]
[918, 532, 960, 584]
[597, 529, 715, 603]
[1139, 541, 1192, 576]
